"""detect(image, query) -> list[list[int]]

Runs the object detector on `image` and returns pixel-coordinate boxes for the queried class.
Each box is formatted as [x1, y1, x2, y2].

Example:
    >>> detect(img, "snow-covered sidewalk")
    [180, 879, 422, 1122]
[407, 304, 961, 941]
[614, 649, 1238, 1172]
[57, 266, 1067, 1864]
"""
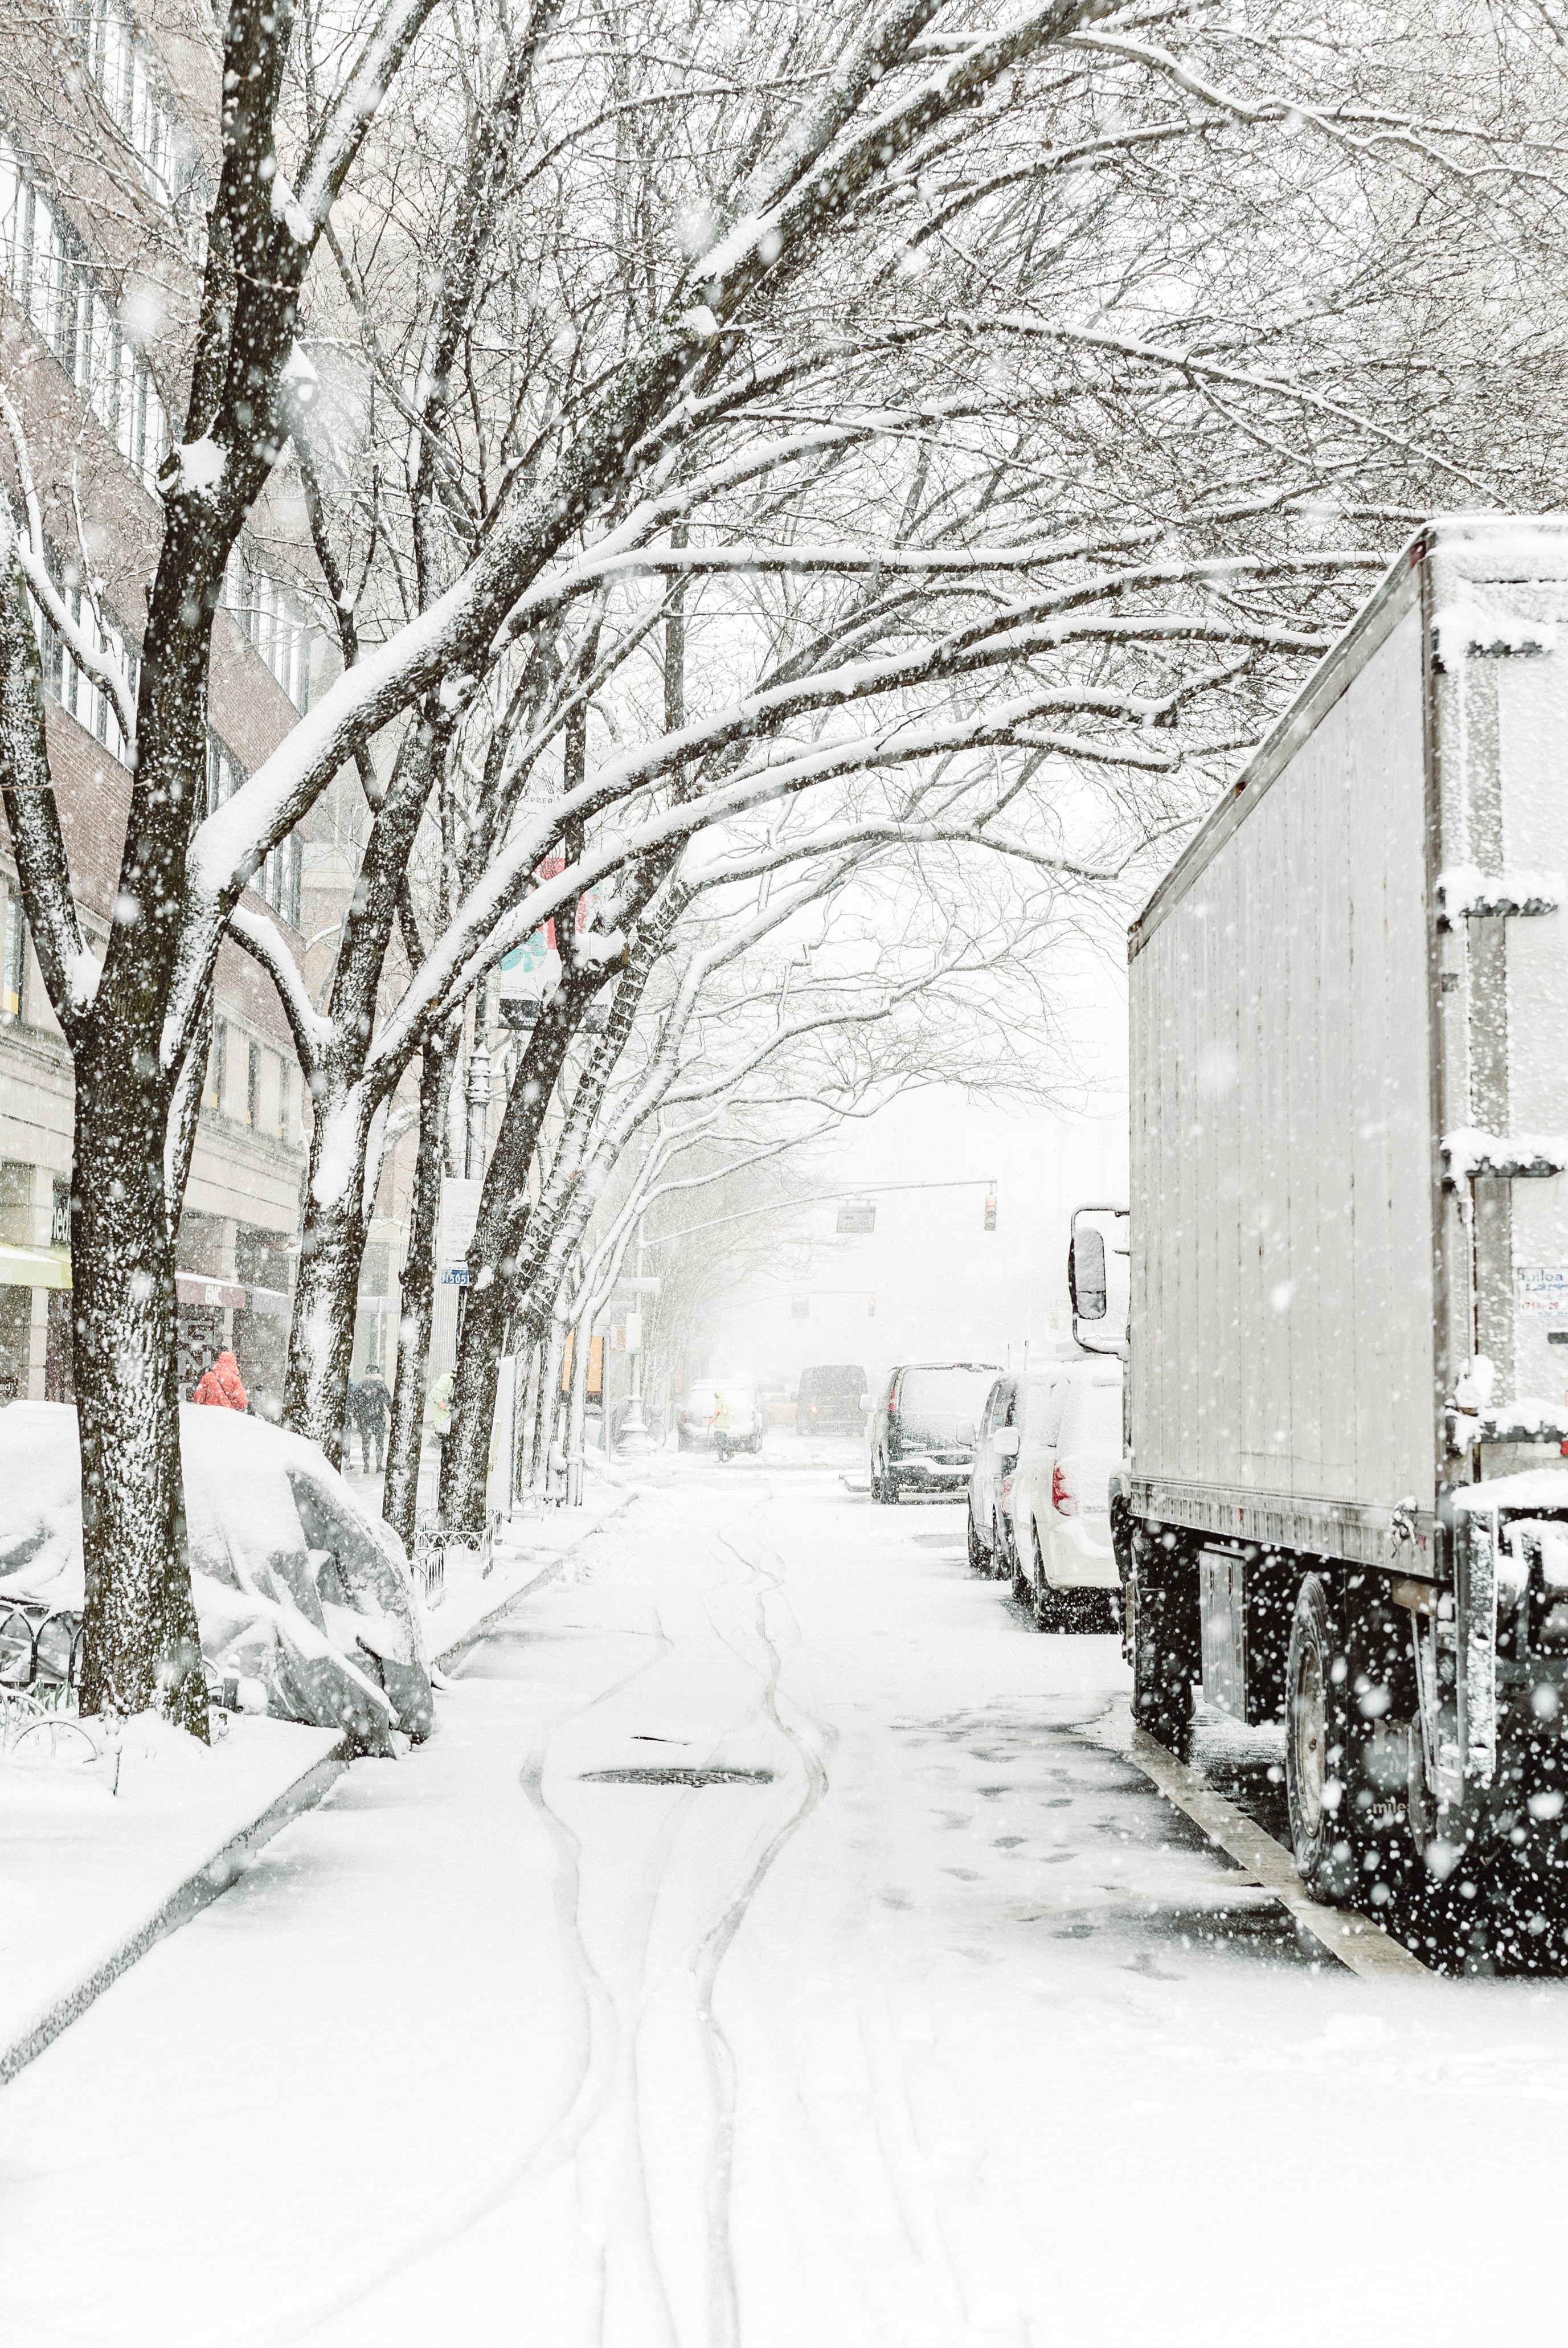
[0, 1712, 345, 2086]
[423, 1468, 637, 1664]
[0, 1471, 635, 2096]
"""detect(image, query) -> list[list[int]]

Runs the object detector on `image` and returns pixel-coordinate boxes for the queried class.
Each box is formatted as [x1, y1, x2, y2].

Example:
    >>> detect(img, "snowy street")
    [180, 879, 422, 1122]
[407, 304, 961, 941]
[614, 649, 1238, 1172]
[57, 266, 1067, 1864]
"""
[9, 1456, 1568, 2346]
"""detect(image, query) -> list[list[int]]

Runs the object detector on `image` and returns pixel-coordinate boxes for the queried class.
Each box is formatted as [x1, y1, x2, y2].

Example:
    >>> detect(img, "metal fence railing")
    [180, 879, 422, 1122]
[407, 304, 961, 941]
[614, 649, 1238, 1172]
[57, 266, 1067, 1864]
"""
[412, 1524, 445, 1609]
[0, 1605, 83, 1692]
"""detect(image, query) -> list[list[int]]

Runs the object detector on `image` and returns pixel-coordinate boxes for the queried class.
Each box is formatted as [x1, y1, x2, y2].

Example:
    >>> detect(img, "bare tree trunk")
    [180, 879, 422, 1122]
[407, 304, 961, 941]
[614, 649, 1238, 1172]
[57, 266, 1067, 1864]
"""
[282, 1075, 379, 1462]
[565, 1289, 593, 1505]
[72, 1029, 205, 1732]
[531, 1302, 569, 1496]
[437, 979, 598, 1533]
[384, 1024, 458, 1553]
[514, 1336, 541, 1507]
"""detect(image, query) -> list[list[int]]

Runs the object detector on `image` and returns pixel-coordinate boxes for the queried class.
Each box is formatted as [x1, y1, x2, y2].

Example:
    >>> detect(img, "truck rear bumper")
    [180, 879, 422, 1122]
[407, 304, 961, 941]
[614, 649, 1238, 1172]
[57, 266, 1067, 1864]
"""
[1130, 1473, 1440, 1578]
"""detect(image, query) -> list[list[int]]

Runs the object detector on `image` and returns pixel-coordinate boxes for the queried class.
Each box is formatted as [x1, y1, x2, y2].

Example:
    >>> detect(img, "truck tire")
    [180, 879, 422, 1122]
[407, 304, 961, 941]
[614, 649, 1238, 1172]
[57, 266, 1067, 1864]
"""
[967, 1513, 988, 1573]
[1287, 1568, 1428, 1914]
[1129, 1526, 1197, 1753]
[1287, 1572, 1369, 1904]
[991, 1515, 1010, 1581]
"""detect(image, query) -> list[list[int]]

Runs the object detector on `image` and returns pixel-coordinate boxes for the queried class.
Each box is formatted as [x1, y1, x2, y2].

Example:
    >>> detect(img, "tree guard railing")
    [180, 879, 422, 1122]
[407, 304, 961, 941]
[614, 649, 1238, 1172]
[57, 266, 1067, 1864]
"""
[0, 1605, 83, 1691]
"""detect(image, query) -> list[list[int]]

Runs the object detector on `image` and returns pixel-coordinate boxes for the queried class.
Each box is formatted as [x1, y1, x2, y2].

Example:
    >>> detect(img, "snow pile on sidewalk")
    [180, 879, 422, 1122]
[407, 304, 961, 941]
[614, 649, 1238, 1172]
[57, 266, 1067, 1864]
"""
[0, 1404, 432, 1752]
[425, 1471, 636, 1664]
[0, 1708, 344, 2081]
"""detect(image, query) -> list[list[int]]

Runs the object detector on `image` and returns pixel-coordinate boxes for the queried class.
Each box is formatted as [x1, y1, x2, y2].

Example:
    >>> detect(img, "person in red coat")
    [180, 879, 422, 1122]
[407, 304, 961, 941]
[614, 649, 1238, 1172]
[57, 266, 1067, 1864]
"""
[192, 1349, 248, 1411]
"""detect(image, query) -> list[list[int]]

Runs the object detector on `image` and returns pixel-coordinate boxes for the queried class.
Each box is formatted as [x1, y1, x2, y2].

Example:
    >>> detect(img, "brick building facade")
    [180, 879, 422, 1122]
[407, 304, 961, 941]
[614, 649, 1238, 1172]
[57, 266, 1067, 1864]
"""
[0, 0, 406, 1419]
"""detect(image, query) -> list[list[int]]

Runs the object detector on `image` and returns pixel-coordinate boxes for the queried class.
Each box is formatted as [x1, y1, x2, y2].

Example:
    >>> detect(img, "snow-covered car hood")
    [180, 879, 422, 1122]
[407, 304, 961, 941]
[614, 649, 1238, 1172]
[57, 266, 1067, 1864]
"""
[0, 1403, 432, 1752]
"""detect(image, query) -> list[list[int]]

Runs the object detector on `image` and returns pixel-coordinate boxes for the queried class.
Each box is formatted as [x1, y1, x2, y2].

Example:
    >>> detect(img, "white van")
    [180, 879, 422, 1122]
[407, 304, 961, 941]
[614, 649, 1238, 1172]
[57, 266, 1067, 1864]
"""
[1009, 1355, 1123, 1631]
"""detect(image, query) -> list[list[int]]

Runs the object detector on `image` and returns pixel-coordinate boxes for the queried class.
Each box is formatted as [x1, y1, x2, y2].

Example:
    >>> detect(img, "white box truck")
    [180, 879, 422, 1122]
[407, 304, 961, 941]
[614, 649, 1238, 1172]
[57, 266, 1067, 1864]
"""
[1098, 516, 1568, 1960]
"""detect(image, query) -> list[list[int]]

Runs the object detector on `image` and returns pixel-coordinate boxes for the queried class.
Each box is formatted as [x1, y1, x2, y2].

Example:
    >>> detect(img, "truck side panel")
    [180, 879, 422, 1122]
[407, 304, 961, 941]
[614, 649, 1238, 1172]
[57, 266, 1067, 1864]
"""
[1499, 647, 1568, 1404]
[1130, 603, 1435, 1530]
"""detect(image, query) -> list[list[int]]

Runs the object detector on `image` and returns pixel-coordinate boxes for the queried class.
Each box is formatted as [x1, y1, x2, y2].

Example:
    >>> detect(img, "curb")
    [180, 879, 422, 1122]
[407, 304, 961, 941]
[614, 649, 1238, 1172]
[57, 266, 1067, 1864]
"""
[0, 1735, 351, 2091]
[432, 1490, 636, 1671]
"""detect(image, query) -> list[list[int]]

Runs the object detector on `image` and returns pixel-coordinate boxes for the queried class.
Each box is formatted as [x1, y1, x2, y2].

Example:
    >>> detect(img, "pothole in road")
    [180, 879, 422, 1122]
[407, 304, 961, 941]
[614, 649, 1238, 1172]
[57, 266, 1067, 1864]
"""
[576, 1766, 777, 1786]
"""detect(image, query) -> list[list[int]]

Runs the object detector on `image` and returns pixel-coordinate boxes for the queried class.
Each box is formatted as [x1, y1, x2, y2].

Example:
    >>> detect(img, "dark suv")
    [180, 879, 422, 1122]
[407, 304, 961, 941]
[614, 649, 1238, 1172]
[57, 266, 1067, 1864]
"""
[796, 1363, 868, 1437]
[867, 1361, 1001, 1503]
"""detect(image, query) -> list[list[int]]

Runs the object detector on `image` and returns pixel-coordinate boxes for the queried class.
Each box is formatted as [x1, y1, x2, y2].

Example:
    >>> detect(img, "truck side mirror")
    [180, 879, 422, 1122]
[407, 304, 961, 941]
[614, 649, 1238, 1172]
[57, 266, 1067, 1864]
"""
[859, 1393, 872, 1412]
[992, 1427, 1020, 1459]
[1069, 1227, 1107, 1320]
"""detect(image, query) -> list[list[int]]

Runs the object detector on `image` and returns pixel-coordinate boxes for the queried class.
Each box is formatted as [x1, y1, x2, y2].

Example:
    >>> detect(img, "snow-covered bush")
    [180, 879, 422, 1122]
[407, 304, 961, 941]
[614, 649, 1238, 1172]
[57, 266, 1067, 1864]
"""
[0, 1405, 432, 1753]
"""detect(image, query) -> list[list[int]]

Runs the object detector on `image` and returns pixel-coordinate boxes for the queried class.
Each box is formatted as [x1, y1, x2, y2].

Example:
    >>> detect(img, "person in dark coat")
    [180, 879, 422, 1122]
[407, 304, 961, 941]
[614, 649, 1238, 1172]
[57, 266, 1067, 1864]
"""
[355, 1364, 390, 1474]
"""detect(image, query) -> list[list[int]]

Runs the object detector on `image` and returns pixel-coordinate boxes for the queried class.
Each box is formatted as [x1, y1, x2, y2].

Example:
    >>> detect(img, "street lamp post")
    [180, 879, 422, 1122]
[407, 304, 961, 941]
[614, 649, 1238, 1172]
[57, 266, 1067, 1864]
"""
[615, 1244, 660, 1459]
[616, 1229, 650, 1458]
[464, 979, 492, 1180]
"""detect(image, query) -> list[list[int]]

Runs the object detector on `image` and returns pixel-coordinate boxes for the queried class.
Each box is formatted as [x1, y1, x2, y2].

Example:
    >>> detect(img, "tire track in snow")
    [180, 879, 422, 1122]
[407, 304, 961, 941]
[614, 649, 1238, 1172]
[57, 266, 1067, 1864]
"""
[689, 1497, 836, 2348]
[517, 1602, 685, 2348]
[522, 1485, 820, 2348]
[264, 1531, 679, 2348]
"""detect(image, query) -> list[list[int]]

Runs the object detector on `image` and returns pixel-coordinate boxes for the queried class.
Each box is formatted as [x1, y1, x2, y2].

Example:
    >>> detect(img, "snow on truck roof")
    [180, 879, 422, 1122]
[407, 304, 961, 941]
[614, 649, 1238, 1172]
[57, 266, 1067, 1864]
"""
[1128, 513, 1568, 962]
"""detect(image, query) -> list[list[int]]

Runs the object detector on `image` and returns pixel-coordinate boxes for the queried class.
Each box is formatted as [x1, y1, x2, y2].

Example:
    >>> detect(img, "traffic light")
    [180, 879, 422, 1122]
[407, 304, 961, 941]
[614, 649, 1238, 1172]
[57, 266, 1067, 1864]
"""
[984, 1187, 997, 1232]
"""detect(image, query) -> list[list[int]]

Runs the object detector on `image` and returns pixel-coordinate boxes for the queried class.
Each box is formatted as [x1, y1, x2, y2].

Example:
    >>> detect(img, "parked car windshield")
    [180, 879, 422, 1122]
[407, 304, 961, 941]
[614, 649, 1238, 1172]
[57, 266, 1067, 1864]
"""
[981, 1377, 1016, 1433]
[897, 1365, 997, 1440]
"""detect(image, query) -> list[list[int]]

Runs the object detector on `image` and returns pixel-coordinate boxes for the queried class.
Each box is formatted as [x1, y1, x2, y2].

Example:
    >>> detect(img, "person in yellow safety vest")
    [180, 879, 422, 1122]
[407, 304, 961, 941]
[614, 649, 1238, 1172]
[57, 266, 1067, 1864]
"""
[712, 1382, 734, 1463]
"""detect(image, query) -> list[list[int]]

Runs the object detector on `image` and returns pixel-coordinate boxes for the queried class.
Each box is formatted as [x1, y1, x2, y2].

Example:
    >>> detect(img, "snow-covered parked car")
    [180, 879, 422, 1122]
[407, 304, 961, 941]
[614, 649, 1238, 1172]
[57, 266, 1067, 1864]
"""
[966, 1372, 1018, 1572]
[868, 1361, 1000, 1502]
[0, 1403, 433, 1752]
[1010, 1356, 1123, 1632]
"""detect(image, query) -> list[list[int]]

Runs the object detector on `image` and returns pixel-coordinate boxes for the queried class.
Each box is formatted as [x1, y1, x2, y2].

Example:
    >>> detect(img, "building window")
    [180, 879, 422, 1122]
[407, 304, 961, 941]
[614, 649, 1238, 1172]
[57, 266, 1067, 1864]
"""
[1, 889, 26, 1022]
[14, 513, 141, 769]
[206, 1021, 226, 1114]
[72, 0, 199, 212]
[206, 733, 302, 929]
[246, 1039, 260, 1127]
[222, 543, 325, 715]
[51, 1178, 70, 1249]
[276, 1056, 290, 1144]
[204, 733, 243, 816]
[0, 132, 171, 493]
[0, 1161, 32, 1245]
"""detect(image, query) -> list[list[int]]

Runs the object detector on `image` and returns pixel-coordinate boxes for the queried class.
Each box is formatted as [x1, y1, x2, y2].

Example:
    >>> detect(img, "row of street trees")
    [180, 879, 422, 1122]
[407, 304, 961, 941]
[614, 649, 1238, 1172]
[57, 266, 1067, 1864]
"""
[5, 0, 1568, 1724]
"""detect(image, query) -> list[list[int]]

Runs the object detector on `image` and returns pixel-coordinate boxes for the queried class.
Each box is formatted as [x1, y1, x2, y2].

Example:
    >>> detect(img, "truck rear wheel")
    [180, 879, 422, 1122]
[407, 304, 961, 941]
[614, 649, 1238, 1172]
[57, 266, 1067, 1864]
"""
[1129, 1527, 1197, 1753]
[1287, 1569, 1426, 1911]
[1286, 1575, 1349, 1899]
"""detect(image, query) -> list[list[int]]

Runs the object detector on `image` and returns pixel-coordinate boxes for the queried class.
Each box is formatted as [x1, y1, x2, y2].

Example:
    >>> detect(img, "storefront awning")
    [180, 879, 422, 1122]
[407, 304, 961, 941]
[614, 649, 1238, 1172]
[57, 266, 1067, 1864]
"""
[241, 1284, 292, 1319]
[175, 1274, 248, 1311]
[0, 1244, 71, 1291]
